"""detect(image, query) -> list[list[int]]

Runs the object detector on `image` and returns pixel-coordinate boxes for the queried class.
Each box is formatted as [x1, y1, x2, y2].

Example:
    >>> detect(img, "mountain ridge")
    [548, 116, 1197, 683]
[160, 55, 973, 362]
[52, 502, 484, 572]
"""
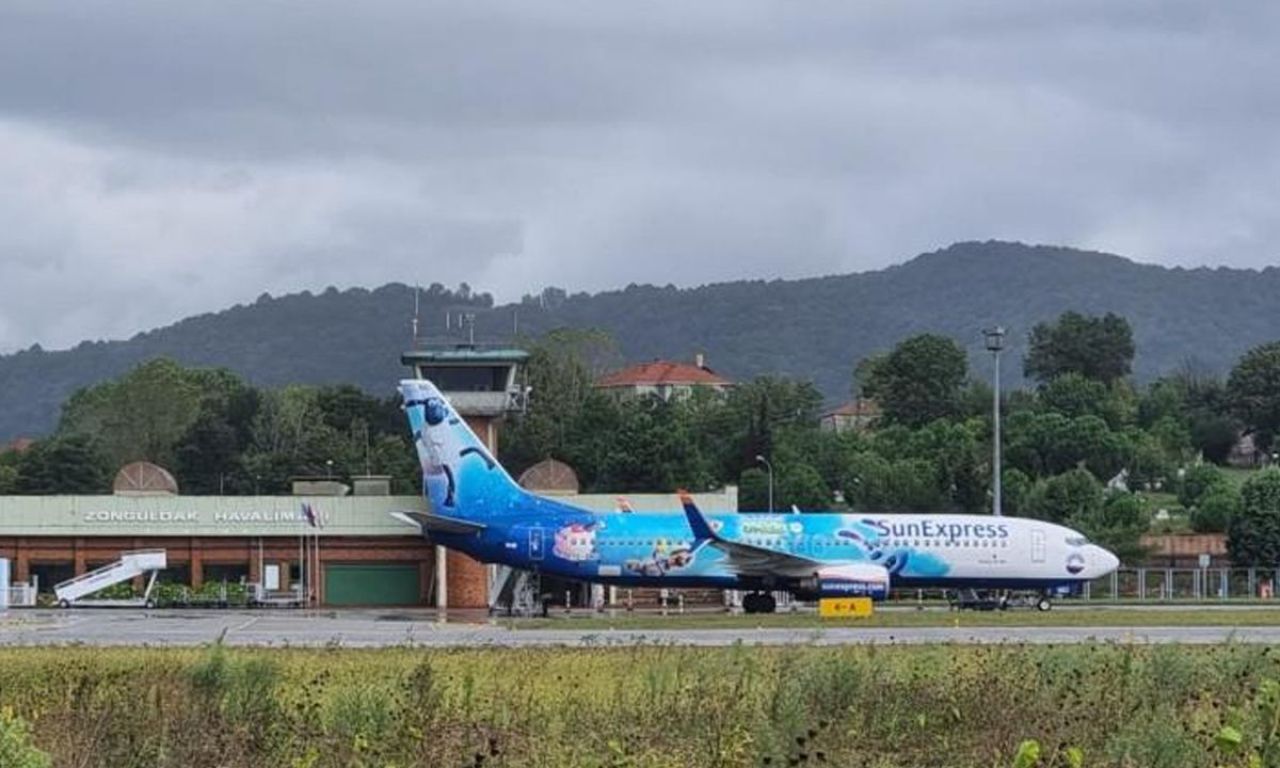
[3, 240, 1278, 440]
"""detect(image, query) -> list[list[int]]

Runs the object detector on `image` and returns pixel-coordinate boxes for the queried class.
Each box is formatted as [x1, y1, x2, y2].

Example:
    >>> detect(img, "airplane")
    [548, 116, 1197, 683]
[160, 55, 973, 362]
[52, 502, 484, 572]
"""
[393, 378, 1121, 614]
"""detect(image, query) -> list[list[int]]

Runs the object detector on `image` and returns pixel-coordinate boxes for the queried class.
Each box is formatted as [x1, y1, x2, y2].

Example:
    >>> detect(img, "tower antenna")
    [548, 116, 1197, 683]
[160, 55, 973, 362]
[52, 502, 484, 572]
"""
[411, 285, 421, 345]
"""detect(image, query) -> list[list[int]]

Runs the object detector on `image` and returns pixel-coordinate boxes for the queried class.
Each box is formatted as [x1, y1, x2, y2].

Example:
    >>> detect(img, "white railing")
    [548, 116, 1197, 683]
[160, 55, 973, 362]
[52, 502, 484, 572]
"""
[6, 584, 36, 608]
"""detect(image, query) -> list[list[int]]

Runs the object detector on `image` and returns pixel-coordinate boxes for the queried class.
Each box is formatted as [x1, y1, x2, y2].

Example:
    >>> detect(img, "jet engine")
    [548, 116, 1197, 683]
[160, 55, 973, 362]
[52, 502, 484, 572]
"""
[799, 563, 891, 600]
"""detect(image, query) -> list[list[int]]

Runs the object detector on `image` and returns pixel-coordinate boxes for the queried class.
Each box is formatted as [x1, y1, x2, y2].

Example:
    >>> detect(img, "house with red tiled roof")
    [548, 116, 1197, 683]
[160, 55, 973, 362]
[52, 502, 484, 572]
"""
[819, 398, 880, 433]
[2, 437, 34, 455]
[595, 354, 733, 401]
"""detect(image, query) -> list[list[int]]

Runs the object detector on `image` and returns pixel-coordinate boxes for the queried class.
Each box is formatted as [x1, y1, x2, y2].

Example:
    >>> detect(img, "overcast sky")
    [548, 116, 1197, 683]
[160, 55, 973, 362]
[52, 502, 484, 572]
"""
[1, 2, 1277, 353]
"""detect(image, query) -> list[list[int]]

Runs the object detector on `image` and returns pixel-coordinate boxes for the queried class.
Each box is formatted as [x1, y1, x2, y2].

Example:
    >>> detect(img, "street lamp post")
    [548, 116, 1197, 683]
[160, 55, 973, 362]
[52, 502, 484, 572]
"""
[755, 454, 775, 513]
[983, 326, 1006, 516]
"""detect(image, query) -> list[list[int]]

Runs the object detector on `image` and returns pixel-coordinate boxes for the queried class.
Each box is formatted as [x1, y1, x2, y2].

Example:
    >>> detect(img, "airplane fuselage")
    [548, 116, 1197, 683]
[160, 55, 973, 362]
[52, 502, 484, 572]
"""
[433, 496, 1119, 595]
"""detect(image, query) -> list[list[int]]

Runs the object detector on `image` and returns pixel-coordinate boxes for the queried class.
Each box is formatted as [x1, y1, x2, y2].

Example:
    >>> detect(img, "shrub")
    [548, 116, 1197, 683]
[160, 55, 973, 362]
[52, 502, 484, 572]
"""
[1190, 488, 1240, 533]
[0, 707, 50, 768]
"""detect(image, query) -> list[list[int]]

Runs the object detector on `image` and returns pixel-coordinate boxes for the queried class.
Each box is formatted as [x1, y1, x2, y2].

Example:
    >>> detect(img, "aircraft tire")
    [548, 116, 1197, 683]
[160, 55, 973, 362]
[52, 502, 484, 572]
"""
[742, 593, 759, 614]
[1036, 597, 1052, 612]
[760, 593, 777, 614]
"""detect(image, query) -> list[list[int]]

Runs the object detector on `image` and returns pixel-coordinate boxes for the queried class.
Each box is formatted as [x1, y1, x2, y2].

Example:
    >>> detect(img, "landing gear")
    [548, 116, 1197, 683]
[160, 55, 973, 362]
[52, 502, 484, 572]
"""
[742, 592, 777, 614]
[1035, 596, 1053, 612]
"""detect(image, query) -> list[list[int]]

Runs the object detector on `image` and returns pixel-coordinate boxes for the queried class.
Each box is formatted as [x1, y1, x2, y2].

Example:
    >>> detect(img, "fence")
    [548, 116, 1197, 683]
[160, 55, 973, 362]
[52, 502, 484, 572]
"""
[1080, 567, 1277, 601]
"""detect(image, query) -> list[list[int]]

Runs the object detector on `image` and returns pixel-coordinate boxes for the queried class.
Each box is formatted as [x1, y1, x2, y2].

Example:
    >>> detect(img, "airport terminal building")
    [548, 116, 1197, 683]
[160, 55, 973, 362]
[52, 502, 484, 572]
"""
[0, 484, 738, 607]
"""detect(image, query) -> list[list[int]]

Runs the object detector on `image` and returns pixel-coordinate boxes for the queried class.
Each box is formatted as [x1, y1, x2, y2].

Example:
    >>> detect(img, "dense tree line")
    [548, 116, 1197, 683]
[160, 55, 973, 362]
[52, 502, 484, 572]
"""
[0, 359, 418, 495]
[11, 241, 1280, 444]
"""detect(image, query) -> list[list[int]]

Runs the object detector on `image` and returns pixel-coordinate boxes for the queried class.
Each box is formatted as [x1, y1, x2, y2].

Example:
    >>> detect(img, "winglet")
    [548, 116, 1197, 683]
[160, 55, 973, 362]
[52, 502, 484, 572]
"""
[679, 490, 718, 542]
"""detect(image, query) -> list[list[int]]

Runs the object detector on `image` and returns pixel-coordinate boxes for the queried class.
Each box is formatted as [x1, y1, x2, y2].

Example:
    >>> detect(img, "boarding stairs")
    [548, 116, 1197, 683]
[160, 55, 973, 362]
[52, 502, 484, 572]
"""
[54, 549, 167, 608]
[488, 564, 541, 616]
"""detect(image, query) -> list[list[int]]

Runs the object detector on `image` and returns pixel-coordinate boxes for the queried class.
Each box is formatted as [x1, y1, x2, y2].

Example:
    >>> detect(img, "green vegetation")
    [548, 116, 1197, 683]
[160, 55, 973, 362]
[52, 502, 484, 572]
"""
[7, 240, 1280, 442]
[5, 359, 419, 495]
[510, 606, 1280, 630]
[4, 644, 1280, 766]
[498, 314, 1280, 564]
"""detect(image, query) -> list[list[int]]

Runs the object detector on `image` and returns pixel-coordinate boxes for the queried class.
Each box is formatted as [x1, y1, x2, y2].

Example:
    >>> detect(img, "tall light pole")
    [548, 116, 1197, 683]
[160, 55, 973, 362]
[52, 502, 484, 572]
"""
[983, 327, 1006, 516]
[755, 454, 774, 513]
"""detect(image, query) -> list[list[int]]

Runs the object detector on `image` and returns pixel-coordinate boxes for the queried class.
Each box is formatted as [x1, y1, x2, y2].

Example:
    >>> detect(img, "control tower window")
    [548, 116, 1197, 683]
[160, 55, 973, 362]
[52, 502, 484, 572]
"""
[418, 366, 506, 392]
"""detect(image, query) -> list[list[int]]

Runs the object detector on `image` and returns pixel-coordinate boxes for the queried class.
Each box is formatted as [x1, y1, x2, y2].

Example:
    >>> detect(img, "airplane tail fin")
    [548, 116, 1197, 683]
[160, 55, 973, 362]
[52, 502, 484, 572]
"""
[399, 379, 524, 519]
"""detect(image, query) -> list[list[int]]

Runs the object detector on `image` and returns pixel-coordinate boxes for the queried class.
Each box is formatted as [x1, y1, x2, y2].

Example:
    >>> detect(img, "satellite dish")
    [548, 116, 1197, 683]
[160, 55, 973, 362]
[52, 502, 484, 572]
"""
[113, 462, 179, 496]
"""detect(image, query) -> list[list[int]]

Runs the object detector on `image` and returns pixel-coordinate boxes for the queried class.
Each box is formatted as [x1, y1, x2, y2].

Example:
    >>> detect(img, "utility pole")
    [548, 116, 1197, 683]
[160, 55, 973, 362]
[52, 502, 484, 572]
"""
[983, 327, 1006, 516]
[755, 454, 775, 513]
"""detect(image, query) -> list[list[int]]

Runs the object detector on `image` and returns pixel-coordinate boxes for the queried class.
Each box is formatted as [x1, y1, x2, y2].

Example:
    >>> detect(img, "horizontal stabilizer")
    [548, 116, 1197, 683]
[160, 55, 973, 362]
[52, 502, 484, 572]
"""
[390, 510, 486, 535]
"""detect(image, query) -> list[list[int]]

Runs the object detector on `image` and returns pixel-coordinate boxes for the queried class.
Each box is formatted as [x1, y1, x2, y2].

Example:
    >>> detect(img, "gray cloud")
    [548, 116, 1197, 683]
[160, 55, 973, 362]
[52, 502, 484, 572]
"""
[0, 1, 1278, 351]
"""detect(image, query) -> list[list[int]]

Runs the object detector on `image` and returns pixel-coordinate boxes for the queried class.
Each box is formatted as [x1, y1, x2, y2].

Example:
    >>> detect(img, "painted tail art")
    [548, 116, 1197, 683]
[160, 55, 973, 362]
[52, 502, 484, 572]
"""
[399, 379, 523, 519]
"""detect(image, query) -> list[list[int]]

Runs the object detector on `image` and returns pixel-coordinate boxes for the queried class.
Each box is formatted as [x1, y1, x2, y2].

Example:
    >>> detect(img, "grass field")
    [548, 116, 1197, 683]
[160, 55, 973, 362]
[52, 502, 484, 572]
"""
[2, 644, 1280, 767]
[507, 605, 1280, 631]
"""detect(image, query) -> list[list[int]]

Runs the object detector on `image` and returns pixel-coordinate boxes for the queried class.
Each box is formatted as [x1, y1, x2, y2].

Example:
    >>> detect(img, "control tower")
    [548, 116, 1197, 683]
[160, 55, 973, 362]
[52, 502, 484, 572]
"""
[402, 344, 528, 609]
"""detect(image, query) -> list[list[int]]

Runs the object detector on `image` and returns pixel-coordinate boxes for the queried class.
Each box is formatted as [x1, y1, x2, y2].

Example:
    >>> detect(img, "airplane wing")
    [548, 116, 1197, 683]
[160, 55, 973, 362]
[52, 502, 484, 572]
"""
[679, 491, 821, 578]
[390, 510, 486, 535]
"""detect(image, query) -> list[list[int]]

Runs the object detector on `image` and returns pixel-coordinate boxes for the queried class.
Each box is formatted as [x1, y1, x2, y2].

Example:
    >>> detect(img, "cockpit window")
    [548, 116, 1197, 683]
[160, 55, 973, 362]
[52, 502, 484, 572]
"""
[1065, 535, 1090, 546]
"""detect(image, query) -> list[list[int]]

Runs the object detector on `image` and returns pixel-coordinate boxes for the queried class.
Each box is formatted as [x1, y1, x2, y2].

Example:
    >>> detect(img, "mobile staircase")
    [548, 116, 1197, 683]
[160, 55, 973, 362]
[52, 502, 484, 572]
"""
[488, 564, 541, 616]
[54, 549, 167, 608]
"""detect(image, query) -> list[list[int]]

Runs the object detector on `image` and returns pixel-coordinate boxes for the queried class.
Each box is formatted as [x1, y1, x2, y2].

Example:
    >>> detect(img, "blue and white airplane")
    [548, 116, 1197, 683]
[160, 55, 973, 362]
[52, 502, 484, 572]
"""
[394, 379, 1120, 613]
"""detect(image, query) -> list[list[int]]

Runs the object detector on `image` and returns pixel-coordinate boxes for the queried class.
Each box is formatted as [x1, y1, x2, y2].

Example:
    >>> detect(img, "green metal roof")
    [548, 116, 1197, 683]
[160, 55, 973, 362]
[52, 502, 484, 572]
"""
[401, 348, 529, 364]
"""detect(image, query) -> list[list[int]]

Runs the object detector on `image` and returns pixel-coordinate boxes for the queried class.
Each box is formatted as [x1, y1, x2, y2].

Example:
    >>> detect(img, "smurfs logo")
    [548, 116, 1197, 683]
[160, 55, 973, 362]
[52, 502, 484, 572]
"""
[1066, 553, 1086, 575]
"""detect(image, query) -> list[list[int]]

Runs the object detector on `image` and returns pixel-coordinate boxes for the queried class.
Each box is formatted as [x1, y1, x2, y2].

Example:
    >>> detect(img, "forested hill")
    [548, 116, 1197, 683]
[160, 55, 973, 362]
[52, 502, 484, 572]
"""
[3, 240, 1280, 440]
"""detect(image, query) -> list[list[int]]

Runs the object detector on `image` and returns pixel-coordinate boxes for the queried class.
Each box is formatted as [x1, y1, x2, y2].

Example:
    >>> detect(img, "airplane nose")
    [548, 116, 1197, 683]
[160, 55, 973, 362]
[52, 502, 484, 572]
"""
[1094, 546, 1120, 575]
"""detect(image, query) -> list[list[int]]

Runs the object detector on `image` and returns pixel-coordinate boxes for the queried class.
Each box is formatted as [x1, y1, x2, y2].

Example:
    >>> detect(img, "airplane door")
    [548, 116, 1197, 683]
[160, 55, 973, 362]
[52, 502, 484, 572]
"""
[528, 527, 544, 561]
[1031, 529, 1046, 563]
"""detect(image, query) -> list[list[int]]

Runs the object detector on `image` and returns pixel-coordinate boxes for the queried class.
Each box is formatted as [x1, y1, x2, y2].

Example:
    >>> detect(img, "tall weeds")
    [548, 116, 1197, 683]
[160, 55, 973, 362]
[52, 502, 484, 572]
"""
[0, 643, 1275, 767]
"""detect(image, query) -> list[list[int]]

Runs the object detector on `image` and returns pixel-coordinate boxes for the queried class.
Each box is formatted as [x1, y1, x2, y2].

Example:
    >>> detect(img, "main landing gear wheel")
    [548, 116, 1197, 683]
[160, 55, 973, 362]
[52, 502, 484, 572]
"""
[1036, 596, 1053, 612]
[742, 592, 777, 614]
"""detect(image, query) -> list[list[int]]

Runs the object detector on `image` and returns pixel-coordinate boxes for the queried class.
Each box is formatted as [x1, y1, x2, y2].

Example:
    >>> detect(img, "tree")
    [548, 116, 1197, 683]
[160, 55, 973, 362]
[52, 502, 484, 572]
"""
[173, 375, 261, 494]
[863, 334, 967, 428]
[1001, 468, 1034, 516]
[15, 435, 111, 494]
[1069, 492, 1150, 564]
[501, 329, 623, 477]
[1123, 429, 1172, 490]
[737, 467, 770, 511]
[844, 453, 947, 511]
[1190, 488, 1240, 534]
[1031, 468, 1103, 524]
[1177, 464, 1229, 509]
[58, 358, 206, 471]
[1039, 373, 1110, 419]
[0, 464, 18, 494]
[721, 376, 824, 481]
[777, 463, 831, 511]
[1228, 341, 1280, 452]
[1025, 312, 1135, 384]
[1227, 469, 1280, 566]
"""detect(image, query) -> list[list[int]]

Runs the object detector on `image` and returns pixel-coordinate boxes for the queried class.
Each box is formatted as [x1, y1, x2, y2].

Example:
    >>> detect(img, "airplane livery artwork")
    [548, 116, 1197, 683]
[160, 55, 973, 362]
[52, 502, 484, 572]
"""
[394, 379, 1121, 613]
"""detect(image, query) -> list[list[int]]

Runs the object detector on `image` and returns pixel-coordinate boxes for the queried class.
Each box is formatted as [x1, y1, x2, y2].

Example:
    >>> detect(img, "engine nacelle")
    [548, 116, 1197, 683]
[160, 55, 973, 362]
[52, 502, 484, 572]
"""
[800, 563, 891, 600]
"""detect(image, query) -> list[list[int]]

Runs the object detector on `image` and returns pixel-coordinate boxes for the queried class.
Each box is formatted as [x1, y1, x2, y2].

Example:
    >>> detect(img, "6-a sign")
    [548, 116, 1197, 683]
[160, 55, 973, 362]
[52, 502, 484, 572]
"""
[818, 597, 873, 618]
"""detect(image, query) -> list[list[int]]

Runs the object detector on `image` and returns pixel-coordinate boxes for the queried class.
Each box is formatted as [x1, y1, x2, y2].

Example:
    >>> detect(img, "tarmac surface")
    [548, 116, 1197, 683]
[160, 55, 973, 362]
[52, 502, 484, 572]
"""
[2, 609, 1280, 647]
